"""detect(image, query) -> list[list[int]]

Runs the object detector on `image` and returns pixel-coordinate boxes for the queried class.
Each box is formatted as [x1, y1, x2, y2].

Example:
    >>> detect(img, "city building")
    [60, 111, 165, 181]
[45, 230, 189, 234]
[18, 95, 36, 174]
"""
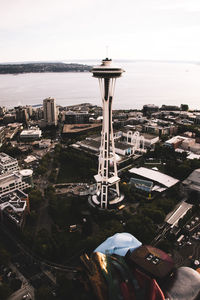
[26, 105, 33, 118]
[34, 107, 44, 120]
[43, 97, 57, 126]
[165, 135, 200, 154]
[182, 169, 200, 199]
[114, 141, 133, 156]
[62, 123, 101, 138]
[142, 104, 159, 117]
[77, 139, 101, 152]
[15, 106, 29, 123]
[0, 126, 6, 147]
[161, 105, 180, 111]
[122, 130, 159, 150]
[0, 169, 33, 195]
[64, 110, 89, 124]
[0, 153, 19, 174]
[165, 202, 193, 228]
[165, 136, 187, 149]
[76, 126, 159, 157]
[78, 138, 130, 158]
[0, 106, 6, 117]
[3, 114, 16, 124]
[0, 189, 28, 228]
[38, 139, 51, 149]
[20, 127, 42, 140]
[129, 167, 179, 193]
[4, 123, 22, 140]
[24, 155, 38, 165]
[89, 58, 125, 209]
[142, 122, 177, 137]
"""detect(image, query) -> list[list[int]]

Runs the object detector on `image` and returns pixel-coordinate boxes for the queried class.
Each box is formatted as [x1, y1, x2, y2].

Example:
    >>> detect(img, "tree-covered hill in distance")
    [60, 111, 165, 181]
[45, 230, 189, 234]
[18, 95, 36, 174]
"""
[0, 62, 91, 74]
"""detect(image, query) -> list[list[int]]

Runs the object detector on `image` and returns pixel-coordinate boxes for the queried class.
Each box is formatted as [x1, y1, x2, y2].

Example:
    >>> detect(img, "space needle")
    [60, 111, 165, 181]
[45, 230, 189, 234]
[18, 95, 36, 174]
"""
[91, 58, 125, 209]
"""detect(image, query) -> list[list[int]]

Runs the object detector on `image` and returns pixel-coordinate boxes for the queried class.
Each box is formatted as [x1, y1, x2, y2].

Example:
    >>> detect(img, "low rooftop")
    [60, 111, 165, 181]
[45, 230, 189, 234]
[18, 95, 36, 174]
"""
[129, 167, 179, 188]
[63, 123, 101, 134]
[0, 152, 17, 165]
[183, 169, 200, 187]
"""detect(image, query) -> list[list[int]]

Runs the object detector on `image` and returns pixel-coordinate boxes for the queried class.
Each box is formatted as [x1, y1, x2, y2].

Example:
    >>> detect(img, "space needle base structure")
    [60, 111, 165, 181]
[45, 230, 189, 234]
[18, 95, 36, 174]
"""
[90, 58, 125, 209]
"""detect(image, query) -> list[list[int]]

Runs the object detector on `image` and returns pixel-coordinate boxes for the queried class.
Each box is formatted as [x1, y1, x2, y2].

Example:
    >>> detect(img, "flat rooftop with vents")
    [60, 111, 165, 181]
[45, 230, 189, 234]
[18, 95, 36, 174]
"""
[129, 167, 179, 188]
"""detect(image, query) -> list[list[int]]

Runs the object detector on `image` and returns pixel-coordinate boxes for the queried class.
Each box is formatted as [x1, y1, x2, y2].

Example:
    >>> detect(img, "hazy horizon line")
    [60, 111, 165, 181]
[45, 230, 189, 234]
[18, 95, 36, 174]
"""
[0, 59, 199, 65]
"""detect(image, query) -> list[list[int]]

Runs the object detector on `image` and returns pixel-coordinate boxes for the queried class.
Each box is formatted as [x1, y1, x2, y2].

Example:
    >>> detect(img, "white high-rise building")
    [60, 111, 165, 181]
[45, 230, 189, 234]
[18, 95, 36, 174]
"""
[0, 169, 33, 195]
[43, 97, 57, 126]
[0, 153, 19, 174]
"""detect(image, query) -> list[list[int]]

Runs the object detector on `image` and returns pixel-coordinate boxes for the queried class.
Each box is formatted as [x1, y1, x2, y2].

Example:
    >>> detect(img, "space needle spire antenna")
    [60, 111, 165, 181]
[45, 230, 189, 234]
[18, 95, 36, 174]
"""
[90, 58, 125, 209]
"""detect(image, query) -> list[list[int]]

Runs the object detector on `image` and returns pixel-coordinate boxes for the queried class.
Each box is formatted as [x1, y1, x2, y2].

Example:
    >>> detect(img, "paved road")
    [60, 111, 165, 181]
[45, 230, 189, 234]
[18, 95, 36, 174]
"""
[34, 171, 52, 235]
[1, 225, 77, 272]
[8, 263, 34, 300]
[151, 223, 171, 246]
[8, 284, 34, 300]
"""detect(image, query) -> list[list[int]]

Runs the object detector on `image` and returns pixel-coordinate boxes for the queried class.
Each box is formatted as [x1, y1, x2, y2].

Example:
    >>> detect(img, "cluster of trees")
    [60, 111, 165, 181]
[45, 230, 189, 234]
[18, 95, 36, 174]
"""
[0, 63, 91, 74]
[125, 214, 156, 244]
[165, 157, 200, 180]
[0, 143, 22, 158]
[24, 185, 126, 261]
[119, 178, 181, 244]
[35, 273, 91, 300]
[0, 245, 10, 266]
[145, 144, 200, 180]
[35, 153, 52, 175]
[177, 124, 200, 137]
[0, 284, 11, 300]
[42, 126, 57, 140]
[48, 186, 82, 228]
[22, 188, 43, 246]
[56, 148, 97, 183]
[123, 196, 173, 244]
[120, 183, 136, 202]
[29, 188, 43, 211]
[0, 243, 22, 298]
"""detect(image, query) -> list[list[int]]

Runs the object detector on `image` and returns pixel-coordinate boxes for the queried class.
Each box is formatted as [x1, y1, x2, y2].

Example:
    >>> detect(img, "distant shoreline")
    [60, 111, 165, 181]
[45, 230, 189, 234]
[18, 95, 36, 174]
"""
[0, 62, 91, 75]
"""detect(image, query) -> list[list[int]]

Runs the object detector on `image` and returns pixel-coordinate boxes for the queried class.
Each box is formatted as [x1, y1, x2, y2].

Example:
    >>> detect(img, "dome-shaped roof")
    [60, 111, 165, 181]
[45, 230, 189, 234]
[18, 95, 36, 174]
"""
[20, 169, 33, 176]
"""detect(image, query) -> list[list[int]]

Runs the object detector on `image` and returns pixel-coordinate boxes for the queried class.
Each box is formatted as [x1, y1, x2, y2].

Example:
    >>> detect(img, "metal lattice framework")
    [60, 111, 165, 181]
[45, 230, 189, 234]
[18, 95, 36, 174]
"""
[126, 131, 145, 153]
[91, 58, 124, 209]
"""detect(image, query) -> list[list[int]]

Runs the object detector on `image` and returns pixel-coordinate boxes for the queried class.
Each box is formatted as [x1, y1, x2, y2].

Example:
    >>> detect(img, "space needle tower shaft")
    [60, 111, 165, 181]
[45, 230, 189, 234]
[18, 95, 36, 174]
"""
[91, 58, 124, 209]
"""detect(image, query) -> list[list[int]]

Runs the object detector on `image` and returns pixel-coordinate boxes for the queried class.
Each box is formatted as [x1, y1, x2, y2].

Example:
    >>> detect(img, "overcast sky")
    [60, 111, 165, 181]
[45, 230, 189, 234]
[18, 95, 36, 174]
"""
[1, 0, 200, 62]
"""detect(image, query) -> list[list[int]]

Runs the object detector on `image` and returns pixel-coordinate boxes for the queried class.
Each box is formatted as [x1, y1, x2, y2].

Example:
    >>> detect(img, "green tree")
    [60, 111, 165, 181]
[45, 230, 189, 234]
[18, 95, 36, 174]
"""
[156, 198, 175, 214]
[29, 189, 43, 211]
[0, 246, 10, 265]
[140, 208, 165, 224]
[0, 284, 11, 300]
[126, 215, 156, 244]
[35, 286, 54, 300]
[57, 274, 90, 300]
[181, 104, 189, 111]
[157, 239, 172, 252]
[10, 279, 22, 292]
[34, 228, 53, 258]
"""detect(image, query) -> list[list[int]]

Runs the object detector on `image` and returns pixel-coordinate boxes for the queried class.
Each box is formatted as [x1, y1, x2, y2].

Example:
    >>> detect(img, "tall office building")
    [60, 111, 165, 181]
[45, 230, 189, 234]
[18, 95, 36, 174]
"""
[90, 58, 124, 209]
[43, 97, 57, 126]
[15, 106, 29, 123]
